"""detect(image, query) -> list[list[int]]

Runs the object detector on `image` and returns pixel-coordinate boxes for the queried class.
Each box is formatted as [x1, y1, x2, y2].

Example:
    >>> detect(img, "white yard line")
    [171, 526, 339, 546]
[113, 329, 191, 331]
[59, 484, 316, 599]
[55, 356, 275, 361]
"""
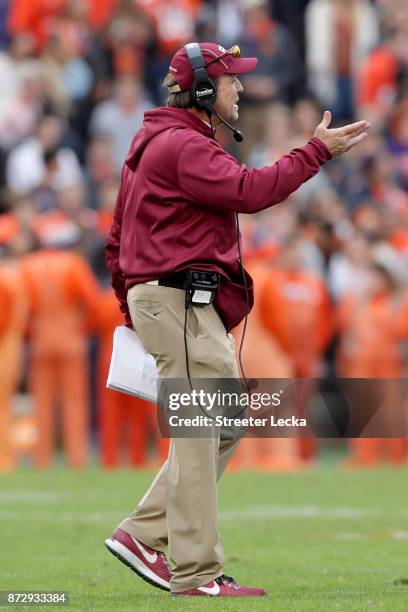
[219, 505, 376, 520]
[0, 504, 383, 522]
[0, 492, 67, 503]
[0, 510, 120, 522]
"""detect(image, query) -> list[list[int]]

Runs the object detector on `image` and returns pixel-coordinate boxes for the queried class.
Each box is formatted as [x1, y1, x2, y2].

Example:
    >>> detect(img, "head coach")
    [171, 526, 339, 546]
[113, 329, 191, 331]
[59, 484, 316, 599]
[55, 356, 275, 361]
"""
[104, 42, 370, 597]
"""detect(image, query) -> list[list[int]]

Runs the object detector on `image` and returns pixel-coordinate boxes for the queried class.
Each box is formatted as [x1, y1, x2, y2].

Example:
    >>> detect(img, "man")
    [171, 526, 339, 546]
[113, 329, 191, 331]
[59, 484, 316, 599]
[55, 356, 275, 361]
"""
[105, 42, 369, 597]
[20, 223, 100, 469]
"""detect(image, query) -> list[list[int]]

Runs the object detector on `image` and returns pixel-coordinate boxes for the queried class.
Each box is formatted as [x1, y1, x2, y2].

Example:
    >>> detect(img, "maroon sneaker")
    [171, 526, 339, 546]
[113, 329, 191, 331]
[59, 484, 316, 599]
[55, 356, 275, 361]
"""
[105, 528, 171, 591]
[173, 574, 266, 597]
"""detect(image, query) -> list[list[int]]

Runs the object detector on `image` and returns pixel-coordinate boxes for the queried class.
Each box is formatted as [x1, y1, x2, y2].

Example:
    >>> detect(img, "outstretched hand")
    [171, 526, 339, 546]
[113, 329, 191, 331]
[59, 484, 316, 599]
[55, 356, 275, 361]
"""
[314, 111, 370, 158]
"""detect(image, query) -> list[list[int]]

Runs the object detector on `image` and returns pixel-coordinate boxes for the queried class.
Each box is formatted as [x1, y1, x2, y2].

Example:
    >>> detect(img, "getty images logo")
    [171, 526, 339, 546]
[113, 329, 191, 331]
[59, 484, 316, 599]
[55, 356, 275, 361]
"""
[196, 88, 214, 97]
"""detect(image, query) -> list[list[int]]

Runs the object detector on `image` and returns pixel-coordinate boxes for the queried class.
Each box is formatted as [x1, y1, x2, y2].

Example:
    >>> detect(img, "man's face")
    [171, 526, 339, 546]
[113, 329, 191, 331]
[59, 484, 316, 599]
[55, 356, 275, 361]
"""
[214, 74, 243, 123]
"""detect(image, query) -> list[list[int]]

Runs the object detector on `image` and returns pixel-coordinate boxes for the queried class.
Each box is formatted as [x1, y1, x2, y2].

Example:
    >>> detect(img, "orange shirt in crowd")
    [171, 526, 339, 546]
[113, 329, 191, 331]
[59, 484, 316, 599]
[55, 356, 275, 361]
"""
[233, 259, 293, 379]
[0, 258, 28, 343]
[229, 258, 302, 472]
[259, 268, 332, 375]
[136, 0, 203, 56]
[20, 249, 100, 355]
[9, 0, 118, 49]
[97, 210, 114, 237]
[0, 275, 13, 334]
[357, 46, 398, 109]
[9, 0, 68, 49]
[0, 215, 20, 245]
[0, 272, 14, 472]
[338, 290, 408, 467]
[337, 291, 408, 377]
[0, 260, 28, 471]
[390, 230, 408, 254]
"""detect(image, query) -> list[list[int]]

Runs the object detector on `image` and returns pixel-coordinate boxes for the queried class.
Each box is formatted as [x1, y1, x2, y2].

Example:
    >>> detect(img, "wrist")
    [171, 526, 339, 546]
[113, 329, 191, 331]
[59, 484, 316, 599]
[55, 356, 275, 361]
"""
[309, 137, 332, 161]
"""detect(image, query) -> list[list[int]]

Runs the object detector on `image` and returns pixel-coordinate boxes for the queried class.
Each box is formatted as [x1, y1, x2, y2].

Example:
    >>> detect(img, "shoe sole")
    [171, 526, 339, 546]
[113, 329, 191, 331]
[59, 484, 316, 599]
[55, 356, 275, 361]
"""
[105, 538, 170, 592]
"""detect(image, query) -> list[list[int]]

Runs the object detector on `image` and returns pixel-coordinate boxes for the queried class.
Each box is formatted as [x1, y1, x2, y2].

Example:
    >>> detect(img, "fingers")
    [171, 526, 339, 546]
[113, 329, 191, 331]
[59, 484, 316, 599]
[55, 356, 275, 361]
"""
[314, 114, 370, 157]
[320, 110, 332, 129]
[342, 123, 368, 143]
[345, 132, 368, 151]
[340, 120, 370, 136]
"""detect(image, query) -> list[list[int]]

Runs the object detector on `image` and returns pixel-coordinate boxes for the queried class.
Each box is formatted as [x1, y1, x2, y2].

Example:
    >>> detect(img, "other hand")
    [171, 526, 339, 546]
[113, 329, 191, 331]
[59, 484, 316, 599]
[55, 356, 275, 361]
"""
[314, 111, 370, 157]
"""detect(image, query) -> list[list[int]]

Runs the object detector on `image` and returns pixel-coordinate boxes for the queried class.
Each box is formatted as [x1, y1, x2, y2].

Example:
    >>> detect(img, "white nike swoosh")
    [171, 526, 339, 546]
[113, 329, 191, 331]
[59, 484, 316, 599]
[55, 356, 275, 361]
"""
[197, 582, 220, 595]
[131, 537, 158, 564]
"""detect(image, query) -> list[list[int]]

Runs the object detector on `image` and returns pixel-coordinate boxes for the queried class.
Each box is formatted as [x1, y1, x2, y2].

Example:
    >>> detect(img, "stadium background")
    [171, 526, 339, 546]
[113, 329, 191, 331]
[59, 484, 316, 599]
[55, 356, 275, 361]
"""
[0, 2, 408, 474]
[1, 2, 408, 609]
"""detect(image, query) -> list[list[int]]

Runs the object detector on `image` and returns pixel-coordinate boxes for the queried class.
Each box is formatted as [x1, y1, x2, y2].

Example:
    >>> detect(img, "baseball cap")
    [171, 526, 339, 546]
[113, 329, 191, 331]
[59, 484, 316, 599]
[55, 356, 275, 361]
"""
[168, 43, 258, 92]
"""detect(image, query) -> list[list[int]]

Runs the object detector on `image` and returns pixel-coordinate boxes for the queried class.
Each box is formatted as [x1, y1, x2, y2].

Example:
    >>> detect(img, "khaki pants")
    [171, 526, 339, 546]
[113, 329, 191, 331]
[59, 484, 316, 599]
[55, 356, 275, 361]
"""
[118, 284, 240, 592]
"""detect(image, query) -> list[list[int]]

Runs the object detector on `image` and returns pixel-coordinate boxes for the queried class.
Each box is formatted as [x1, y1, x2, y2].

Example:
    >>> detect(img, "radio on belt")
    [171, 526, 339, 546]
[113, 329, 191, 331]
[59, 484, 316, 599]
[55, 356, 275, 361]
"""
[183, 270, 219, 307]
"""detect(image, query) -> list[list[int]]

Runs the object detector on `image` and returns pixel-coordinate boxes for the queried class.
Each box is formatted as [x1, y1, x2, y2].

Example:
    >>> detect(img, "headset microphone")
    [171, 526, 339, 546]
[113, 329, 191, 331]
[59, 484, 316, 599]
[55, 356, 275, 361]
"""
[233, 128, 244, 143]
[210, 107, 244, 142]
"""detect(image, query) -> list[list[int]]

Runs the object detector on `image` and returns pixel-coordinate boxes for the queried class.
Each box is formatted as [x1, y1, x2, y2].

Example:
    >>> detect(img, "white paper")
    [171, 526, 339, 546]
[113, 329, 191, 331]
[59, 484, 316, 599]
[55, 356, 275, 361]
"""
[106, 325, 158, 402]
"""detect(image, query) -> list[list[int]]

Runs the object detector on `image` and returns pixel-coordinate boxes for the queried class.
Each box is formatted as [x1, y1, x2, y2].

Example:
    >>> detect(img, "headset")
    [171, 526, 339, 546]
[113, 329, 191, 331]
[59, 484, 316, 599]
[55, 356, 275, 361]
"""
[184, 42, 244, 143]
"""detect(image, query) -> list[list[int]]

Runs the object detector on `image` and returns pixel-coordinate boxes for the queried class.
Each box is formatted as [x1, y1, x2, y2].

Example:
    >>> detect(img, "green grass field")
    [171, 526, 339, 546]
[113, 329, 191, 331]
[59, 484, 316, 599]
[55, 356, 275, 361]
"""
[1, 462, 408, 611]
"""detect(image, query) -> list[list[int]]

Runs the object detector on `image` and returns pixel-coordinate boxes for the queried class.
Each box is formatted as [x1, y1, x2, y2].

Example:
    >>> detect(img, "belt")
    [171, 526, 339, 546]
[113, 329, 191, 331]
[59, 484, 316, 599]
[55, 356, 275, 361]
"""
[144, 270, 219, 306]
[144, 271, 189, 290]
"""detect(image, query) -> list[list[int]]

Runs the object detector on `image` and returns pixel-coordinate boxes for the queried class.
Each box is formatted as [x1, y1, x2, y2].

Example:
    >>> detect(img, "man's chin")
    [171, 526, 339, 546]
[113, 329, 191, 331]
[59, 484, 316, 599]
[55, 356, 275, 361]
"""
[213, 109, 238, 125]
[227, 111, 239, 123]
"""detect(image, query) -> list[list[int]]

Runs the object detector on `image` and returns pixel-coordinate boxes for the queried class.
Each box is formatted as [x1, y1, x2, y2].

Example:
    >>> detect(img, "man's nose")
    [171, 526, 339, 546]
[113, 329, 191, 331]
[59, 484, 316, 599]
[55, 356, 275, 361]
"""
[236, 78, 243, 93]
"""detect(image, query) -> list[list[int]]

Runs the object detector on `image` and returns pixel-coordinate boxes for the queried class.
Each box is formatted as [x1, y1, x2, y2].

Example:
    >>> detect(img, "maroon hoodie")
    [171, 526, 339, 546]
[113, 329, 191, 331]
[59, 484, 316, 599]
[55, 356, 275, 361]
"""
[106, 107, 331, 331]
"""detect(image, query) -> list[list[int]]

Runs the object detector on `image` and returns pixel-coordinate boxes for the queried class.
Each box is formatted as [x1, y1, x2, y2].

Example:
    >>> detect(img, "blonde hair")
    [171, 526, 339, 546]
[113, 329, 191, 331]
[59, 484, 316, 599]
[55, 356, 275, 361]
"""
[162, 73, 192, 108]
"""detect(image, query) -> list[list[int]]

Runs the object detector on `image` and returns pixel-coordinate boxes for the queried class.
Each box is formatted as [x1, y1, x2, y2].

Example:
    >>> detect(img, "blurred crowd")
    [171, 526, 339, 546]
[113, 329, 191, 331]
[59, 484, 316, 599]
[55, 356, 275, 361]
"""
[0, 0, 408, 472]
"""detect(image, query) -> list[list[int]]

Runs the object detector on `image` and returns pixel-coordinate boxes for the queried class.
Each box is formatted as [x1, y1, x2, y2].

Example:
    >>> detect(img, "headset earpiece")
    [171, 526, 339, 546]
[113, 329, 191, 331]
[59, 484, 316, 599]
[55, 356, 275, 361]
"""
[183, 42, 244, 142]
[184, 42, 217, 112]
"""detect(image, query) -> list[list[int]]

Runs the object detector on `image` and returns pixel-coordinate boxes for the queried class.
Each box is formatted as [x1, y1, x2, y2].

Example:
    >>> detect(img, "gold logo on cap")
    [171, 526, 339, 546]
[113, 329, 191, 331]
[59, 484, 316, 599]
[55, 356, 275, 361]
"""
[228, 45, 241, 57]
